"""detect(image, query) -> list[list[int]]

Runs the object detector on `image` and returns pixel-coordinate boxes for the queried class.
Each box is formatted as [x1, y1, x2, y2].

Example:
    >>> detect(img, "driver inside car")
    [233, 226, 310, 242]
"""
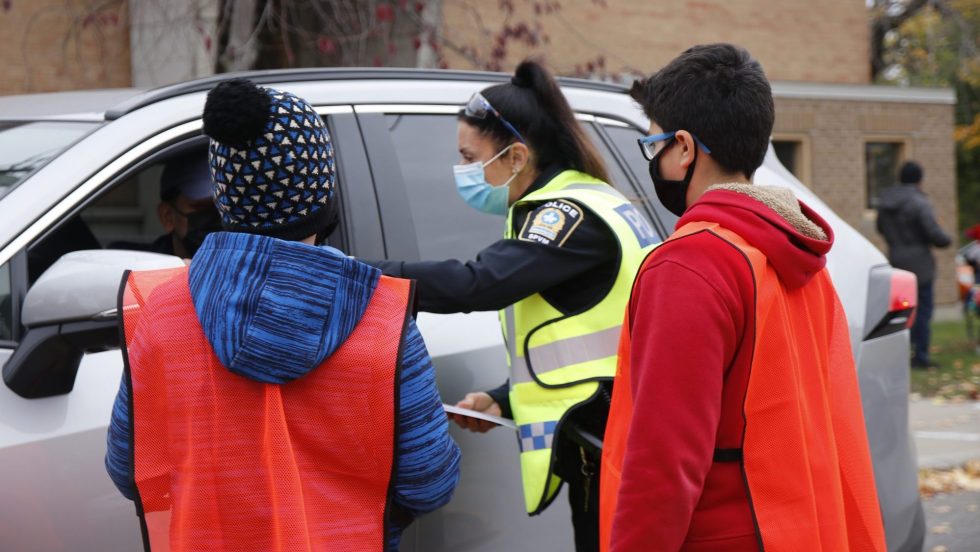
[111, 150, 221, 258]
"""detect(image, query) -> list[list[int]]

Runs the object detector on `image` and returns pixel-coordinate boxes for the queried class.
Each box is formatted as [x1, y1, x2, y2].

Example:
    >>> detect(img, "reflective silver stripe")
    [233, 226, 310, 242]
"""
[563, 183, 629, 202]
[527, 325, 620, 377]
[510, 356, 533, 385]
[504, 306, 526, 384]
[507, 319, 621, 385]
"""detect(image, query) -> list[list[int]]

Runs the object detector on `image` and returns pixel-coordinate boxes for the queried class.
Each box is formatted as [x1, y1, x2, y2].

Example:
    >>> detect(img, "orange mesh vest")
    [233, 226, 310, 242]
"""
[600, 222, 886, 552]
[120, 266, 412, 552]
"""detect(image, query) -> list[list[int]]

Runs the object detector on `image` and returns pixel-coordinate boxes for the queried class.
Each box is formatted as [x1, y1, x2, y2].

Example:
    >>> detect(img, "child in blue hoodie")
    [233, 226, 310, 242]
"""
[106, 79, 460, 551]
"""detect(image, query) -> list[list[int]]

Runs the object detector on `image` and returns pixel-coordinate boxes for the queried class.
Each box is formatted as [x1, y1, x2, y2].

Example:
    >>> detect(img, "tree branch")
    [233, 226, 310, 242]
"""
[870, 0, 931, 80]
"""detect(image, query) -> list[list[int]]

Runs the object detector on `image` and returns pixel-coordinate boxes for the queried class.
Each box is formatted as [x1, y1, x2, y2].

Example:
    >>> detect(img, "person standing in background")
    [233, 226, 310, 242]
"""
[877, 160, 952, 369]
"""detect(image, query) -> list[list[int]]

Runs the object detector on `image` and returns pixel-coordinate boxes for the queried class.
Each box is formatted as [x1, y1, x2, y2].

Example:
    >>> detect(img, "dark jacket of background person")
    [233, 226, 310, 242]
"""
[876, 184, 952, 284]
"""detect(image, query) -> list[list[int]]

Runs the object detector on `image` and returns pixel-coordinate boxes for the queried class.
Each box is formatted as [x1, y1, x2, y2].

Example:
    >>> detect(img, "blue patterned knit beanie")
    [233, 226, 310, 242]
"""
[202, 78, 335, 241]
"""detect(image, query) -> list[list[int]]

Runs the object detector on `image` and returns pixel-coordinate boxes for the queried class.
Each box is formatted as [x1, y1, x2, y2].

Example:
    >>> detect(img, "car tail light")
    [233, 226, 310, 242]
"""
[890, 269, 917, 328]
[865, 268, 917, 340]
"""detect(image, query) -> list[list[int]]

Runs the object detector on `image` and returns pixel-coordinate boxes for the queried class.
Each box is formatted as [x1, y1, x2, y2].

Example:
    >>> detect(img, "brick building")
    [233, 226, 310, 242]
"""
[0, 0, 131, 95]
[440, 0, 958, 302]
[0, 0, 959, 300]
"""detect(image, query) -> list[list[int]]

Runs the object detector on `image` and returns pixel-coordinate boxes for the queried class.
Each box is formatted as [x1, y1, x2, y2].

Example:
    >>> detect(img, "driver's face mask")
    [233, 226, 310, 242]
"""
[170, 203, 222, 256]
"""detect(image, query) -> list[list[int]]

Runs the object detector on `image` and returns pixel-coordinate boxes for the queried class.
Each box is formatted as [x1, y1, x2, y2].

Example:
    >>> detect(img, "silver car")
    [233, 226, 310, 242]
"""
[0, 69, 924, 551]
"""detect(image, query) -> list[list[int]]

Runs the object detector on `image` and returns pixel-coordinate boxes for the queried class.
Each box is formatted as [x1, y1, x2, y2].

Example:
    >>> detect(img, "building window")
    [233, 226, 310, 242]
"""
[773, 140, 801, 177]
[771, 135, 810, 186]
[866, 141, 905, 209]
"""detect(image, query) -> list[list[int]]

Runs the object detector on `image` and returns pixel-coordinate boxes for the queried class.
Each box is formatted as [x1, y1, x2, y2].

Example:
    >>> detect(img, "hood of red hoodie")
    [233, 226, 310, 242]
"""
[677, 185, 834, 290]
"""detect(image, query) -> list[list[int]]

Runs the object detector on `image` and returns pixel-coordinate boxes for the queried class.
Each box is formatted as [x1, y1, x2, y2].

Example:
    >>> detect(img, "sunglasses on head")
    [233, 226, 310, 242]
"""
[464, 92, 526, 144]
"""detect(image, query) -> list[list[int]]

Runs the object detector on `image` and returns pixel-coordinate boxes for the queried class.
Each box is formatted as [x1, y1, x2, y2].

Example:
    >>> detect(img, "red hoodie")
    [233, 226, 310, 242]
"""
[610, 186, 834, 552]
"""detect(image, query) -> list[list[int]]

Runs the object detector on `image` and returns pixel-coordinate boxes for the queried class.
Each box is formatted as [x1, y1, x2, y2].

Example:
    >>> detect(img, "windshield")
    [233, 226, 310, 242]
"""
[0, 121, 97, 199]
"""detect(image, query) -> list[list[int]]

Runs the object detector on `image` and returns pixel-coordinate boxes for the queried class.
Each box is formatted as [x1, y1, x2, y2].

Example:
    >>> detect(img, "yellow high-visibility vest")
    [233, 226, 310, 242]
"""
[502, 169, 658, 514]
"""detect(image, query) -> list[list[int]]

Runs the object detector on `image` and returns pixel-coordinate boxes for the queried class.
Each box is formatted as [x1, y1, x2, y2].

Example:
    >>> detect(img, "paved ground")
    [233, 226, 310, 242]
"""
[922, 490, 980, 552]
[913, 400, 980, 469]
[913, 399, 980, 551]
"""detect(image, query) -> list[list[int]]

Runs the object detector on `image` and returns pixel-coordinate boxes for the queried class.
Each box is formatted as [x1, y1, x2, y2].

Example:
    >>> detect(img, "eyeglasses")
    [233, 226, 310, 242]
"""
[464, 92, 526, 144]
[637, 131, 712, 161]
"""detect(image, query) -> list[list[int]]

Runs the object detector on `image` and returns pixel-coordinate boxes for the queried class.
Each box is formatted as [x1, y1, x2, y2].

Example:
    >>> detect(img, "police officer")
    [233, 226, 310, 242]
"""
[367, 60, 656, 552]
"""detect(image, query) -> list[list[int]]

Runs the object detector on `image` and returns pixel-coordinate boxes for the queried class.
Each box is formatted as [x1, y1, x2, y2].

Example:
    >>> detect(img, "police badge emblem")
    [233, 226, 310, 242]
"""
[519, 200, 584, 246]
[529, 208, 565, 241]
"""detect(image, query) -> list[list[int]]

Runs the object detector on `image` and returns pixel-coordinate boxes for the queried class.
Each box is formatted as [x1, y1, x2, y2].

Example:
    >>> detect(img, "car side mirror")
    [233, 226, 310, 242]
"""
[3, 250, 184, 398]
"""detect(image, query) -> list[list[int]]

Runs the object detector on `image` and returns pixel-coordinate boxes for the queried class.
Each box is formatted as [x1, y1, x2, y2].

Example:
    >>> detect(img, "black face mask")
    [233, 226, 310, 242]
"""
[175, 207, 222, 256]
[649, 140, 698, 217]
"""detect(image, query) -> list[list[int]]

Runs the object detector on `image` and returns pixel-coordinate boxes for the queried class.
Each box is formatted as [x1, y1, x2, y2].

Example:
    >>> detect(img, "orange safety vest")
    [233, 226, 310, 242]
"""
[120, 266, 413, 552]
[600, 222, 886, 552]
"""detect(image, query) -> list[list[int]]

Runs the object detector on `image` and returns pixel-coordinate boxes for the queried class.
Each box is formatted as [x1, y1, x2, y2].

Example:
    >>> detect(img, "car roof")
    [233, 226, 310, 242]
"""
[105, 68, 628, 120]
[0, 88, 143, 122]
[0, 68, 628, 123]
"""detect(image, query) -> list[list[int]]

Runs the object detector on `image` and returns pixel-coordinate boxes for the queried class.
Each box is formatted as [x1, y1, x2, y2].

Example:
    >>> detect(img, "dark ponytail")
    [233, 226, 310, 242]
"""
[460, 59, 612, 185]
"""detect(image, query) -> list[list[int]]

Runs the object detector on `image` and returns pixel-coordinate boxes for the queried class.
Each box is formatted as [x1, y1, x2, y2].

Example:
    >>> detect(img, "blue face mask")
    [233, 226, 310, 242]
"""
[454, 145, 518, 216]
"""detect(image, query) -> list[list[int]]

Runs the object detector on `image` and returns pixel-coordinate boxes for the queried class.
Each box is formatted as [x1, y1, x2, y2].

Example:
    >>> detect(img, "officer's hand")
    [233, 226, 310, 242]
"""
[450, 392, 502, 434]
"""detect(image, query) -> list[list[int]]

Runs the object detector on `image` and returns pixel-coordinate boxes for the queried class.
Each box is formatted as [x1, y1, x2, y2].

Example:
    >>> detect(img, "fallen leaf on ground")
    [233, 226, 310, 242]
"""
[920, 461, 980, 496]
[931, 522, 951, 534]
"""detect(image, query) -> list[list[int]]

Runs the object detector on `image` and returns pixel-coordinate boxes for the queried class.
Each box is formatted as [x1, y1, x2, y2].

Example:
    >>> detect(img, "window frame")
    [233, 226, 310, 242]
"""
[863, 136, 911, 210]
[772, 133, 812, 187]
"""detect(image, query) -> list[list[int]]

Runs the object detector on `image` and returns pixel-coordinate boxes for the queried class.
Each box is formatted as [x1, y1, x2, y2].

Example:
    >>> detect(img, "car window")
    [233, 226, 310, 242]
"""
[25, 146, 215, 283]
[583, 124, 631, 195]
[26, 156, 190, 282]
[602, 124, 680, 230]
[384, 114, 503, 260]
[0, 262, 11, 342]
[0, 121, 97, 198]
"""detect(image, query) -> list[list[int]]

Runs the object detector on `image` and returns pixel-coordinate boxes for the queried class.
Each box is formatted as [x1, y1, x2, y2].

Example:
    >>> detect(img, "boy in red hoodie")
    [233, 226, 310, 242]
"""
[599, 44, 887, 552]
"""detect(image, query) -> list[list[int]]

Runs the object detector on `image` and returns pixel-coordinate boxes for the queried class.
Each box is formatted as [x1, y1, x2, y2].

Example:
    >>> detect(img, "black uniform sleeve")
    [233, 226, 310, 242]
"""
[485, 381, 512, 419]
[364, 199, 617, 314]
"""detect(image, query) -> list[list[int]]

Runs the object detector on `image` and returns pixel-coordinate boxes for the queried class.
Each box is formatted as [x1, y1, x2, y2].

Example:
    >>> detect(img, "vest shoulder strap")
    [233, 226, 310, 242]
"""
[670, 221, 768, 275]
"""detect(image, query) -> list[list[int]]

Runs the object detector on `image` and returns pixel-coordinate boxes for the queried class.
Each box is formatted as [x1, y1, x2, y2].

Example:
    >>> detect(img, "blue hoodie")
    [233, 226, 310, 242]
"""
[106, 232, 460, 550]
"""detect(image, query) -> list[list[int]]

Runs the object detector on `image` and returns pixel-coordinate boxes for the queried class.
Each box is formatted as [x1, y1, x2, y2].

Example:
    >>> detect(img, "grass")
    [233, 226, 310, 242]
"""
[910, 319, 980, 400]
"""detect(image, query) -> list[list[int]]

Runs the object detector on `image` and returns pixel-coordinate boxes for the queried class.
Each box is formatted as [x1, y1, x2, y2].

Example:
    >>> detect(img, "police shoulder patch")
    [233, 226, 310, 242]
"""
[518, 199, 585, 246]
